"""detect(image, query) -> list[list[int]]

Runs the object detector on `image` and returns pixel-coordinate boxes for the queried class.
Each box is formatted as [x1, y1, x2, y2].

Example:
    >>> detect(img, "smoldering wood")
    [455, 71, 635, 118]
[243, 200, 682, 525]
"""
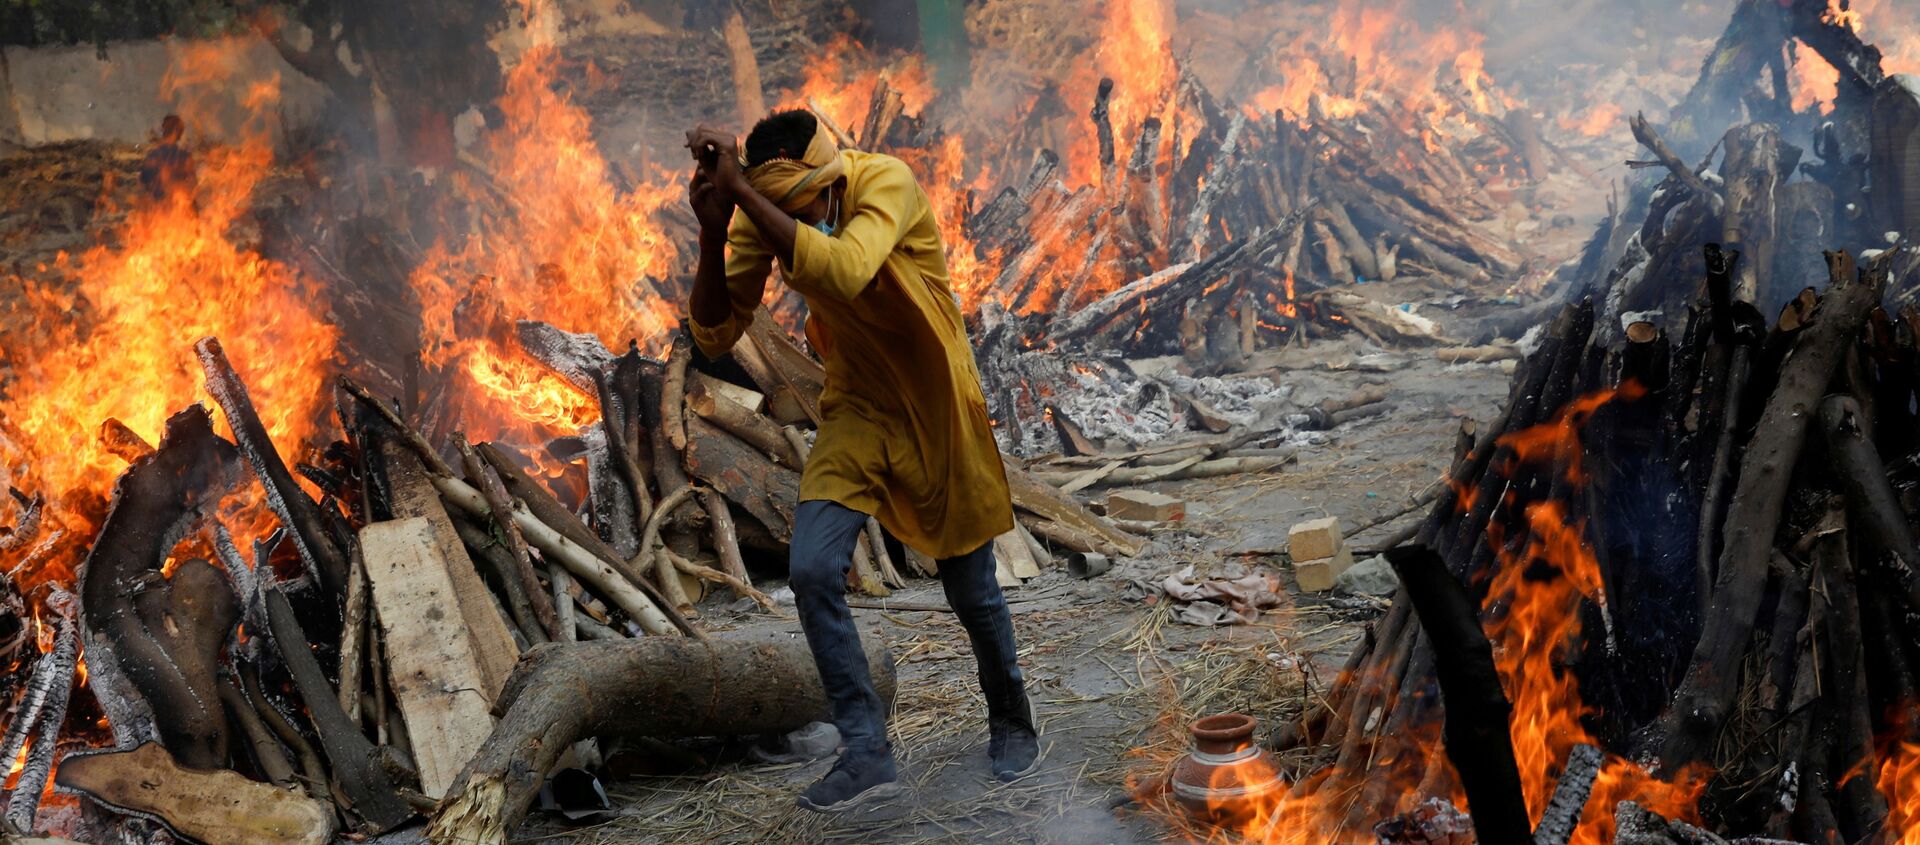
[428, 632, 898, 845]
[262, 587, 413, 832]
[78, 406, 241, 772]
[1533, 743, 1604, 845]
[2, 588, 77, 832]
[197, 338, 350, 600]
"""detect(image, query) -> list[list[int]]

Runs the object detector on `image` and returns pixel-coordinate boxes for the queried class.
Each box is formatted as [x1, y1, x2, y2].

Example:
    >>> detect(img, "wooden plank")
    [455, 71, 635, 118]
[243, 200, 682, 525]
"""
[360, 517, 497, 800]
[383, 441, 520, 700]
[995, 529, 1042, 580]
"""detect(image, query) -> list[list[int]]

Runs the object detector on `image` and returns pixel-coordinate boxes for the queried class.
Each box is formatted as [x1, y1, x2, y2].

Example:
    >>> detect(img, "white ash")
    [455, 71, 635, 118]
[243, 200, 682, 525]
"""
[993, 352, 1296, 455]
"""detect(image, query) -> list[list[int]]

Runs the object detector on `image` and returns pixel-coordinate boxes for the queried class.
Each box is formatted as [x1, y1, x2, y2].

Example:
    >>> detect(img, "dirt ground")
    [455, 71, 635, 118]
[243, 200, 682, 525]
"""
[497, 339, 1513, 845]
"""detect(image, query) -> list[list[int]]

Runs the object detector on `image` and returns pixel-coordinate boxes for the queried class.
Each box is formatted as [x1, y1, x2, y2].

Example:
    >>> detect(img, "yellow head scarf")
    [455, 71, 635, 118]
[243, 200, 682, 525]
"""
[743, 117, 846, 214]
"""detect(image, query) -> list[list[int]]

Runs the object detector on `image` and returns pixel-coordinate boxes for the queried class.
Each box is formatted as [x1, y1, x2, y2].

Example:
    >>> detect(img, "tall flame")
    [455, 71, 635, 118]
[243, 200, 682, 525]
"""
[406, 0, 682, 444]
[0, 39, 339, 592]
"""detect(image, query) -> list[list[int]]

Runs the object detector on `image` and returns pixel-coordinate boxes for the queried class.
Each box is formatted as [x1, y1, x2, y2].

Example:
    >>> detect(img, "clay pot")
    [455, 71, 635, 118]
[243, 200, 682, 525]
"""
[1167, 712, 1284, 820]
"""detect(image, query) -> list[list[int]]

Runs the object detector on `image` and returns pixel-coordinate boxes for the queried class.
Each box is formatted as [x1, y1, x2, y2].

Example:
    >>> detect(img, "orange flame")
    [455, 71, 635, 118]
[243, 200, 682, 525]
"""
[0, 39, 338, 593]
[1880, 736, 1920, 844]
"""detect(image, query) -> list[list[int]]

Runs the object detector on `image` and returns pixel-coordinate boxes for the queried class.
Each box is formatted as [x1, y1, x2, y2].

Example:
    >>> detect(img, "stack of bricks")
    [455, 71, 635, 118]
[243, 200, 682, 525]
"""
[1288, 516, 1353, 592]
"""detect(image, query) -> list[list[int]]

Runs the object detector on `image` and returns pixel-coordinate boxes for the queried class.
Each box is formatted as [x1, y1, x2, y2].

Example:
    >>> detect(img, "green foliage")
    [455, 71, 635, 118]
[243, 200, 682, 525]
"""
[1, 0, 253, 49]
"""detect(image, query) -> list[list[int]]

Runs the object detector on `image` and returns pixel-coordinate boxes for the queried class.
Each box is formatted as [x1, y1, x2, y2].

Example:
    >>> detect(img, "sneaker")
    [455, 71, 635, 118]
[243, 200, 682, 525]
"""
[989, 697, 1042, 782]
[797, 751, 902, 813]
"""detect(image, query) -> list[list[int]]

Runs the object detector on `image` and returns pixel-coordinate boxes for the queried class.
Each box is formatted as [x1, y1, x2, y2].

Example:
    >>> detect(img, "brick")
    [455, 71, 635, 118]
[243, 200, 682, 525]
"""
[1107, 489, 1186, 522]
[1295, 546, 1356, 593]
[1288, 516, 1344, 562]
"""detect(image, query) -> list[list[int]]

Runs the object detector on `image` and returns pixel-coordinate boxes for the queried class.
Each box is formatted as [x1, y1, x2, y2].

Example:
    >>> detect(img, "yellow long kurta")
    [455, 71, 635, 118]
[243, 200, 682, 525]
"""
[688, 150, 1014, 559]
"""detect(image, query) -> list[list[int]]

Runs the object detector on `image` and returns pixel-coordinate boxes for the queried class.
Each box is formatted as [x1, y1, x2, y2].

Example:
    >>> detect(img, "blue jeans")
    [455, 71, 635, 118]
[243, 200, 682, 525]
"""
[789, 500, 1027, 757]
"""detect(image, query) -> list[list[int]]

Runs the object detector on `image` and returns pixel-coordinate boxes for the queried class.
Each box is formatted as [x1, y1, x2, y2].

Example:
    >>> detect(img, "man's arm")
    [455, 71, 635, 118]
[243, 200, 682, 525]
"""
[684, 164, 770, 355]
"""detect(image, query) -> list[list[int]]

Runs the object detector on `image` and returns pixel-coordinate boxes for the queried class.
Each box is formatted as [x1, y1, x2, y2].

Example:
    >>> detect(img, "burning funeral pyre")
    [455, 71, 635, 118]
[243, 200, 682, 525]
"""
[0, 0, 1917, 842]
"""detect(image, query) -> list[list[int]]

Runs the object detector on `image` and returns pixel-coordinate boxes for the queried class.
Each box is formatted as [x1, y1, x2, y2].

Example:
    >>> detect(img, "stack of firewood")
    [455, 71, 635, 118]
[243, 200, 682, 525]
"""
[4, 303, 1148, 843]
[832, 52, 1533, 369]
[1266, 242, 1920, 842]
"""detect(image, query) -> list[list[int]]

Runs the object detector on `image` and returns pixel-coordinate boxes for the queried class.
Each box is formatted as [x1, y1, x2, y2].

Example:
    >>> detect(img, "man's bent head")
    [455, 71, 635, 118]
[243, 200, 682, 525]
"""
[744, 110, 845, 224]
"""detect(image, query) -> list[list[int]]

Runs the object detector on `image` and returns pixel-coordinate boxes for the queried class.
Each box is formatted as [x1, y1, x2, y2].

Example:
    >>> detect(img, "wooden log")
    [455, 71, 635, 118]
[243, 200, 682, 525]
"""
[218, 678, 296, 788]
[1658, 250, 1884, 771]
[78, 407, 240, 771]
[1808, 510, 1888, 835]
[1092, 77, 1116, 177]
[1630, 112, 1719, 200]
[451, 517, 547, 646]
[1721, 124, 1782, 304]
[55, 742, 334, 845]
[1, 588, 77, 831]
[455, 438, 563, 642]
[687, 381, 803, 468]
[662, 334, 692, 451]
[720, 1, 766, 130]
[384, 442, 520, 699]
[1320, 200, 1379, 280]
[1031, 454, 1292, 488]
[197, 337, 348, 599]
[1004, 458, 1144, 556]
[858, 76, 905, 150]
[1819, 395, 1920, 615]
[428, 632, 897, 845]
[700, 489, 755, 598]
[434, 473, 682, 637]
[682, 415, 800, 542]
[337, 538, 371, 725]
[470, 442, 691, 635]
[263, 588, 413, 831]
[360, 517, 499, 800]
[1533, 744, 1604, 845]
[241, 665, 329, 799]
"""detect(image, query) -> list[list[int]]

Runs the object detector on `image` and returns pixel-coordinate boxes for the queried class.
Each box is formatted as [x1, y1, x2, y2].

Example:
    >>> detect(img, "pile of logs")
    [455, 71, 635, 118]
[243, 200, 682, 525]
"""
[838, 51, 1530, 369]
[3, 304, 1147, 844]
[1272, 244, 1920, 843]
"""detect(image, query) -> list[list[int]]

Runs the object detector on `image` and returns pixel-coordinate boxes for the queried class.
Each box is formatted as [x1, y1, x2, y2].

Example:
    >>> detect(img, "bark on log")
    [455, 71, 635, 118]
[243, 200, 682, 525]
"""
[1819, 395, 1920, 616]
[1721, 124, 1782, 304]
[78, 407, 240, 771]
[428, 632, 897, 845]
[1382, 544, 1532, 845]
[1533, 744, 1604, 845]
[1658, 251, 1883, 771]
[682, 416, 800, 542]
[456, 437, 563, 642]
[197, 338, 349, 599]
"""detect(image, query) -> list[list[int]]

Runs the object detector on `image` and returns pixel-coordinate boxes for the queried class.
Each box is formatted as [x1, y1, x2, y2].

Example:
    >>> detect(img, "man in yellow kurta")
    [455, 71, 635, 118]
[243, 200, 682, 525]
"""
[684, 111, 1037, 811]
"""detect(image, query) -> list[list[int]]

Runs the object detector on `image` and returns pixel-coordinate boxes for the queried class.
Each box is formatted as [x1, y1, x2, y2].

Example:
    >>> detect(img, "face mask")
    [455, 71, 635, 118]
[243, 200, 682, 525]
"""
[813, 192, 839, 237]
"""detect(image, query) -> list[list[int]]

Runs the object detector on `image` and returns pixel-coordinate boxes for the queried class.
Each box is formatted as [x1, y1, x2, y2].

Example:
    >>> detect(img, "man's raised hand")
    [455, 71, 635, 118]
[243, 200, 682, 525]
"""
[687, 169, 734, 235]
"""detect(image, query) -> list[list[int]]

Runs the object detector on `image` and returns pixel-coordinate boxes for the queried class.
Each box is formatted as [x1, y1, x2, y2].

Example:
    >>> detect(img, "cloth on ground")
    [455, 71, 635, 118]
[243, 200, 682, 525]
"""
[1125, 565, 1288, 626]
